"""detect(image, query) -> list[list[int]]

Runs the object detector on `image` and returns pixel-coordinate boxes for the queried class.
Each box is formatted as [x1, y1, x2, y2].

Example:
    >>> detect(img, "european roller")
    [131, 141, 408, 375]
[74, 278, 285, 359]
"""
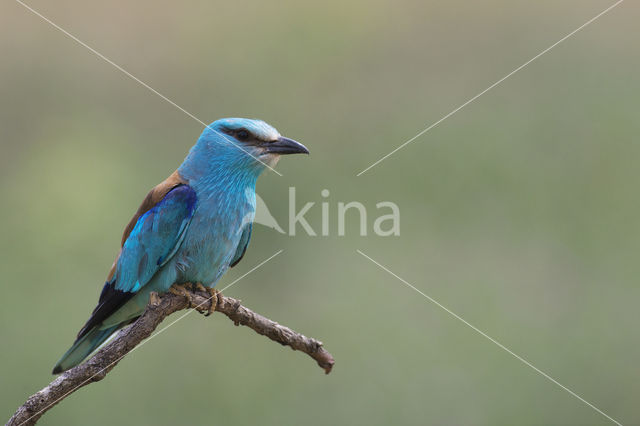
[52, 118, 308, 374]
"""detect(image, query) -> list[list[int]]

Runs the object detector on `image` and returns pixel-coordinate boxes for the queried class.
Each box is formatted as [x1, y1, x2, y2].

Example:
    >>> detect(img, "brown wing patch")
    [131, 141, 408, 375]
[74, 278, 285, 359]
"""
[120, 170, 188, 246]
[106, 170, 188, 281]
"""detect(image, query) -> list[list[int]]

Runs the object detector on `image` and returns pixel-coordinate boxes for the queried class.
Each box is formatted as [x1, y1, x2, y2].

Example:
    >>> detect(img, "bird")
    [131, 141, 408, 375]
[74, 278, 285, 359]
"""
[52, 118, 309, 374]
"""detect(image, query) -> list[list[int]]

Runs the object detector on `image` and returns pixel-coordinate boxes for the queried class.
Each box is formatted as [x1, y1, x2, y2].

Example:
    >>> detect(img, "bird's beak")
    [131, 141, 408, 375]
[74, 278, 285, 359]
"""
[265, 136, 309, 155]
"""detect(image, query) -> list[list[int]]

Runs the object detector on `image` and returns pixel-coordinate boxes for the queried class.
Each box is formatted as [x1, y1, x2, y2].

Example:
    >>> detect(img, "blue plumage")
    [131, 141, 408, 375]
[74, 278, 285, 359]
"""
[53, 118, 308, 373]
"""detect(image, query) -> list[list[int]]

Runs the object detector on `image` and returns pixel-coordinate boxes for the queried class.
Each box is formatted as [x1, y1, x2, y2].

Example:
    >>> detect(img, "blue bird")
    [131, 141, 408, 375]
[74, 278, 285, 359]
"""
[52, 118, 308, 374]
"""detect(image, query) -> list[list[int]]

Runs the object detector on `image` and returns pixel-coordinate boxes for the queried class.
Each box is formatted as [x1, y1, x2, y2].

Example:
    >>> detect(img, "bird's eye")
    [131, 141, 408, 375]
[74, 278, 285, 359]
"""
[236, 130, 250, 141]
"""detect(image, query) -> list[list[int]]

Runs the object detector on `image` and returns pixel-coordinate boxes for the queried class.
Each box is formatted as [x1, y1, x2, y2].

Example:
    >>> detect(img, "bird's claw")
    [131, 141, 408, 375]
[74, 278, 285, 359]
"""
[149, 291, 161, 306]
[169, 283, 197, 308]
[168, 283, 217, 315]
[169, 283, 188, 297]
[204, 286, 218, 317]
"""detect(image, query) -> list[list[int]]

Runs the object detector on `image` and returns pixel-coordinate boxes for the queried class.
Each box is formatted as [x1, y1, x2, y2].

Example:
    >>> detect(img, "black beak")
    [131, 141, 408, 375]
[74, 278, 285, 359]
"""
[265, 136, 309, 155]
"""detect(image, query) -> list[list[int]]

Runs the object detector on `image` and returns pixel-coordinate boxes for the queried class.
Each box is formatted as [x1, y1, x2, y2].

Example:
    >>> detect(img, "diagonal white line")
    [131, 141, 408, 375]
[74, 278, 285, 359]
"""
[13, 0, 283, 177]
[356, 249, 622, 426]
[356, 0, 624, 176]
[18, 249, 283, 426]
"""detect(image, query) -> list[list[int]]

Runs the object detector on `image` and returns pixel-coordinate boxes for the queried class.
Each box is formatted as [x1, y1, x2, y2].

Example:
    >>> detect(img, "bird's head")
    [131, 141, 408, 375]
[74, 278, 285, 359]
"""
[184, 118, 308, 177]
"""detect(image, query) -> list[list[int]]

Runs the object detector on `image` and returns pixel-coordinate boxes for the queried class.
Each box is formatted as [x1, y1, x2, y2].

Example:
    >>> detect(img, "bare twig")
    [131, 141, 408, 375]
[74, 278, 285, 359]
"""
[7, 284, 334, 426]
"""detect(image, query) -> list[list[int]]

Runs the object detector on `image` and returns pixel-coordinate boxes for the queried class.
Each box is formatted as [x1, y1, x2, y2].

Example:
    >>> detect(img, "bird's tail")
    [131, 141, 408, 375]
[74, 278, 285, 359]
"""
[52, 325, 120, 374]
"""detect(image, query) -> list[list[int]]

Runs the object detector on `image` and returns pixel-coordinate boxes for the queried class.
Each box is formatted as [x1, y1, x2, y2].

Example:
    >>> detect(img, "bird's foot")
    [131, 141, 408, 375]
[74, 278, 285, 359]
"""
[169, 283, 197, 308]
[204, 286, 219, 317]
[149, 291, 161, 306]
[168, 283, 217, 315]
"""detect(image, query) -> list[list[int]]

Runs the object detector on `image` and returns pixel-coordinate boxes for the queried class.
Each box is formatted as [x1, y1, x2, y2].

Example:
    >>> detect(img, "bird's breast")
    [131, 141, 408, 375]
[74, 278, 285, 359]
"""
[175, 190, 254, 285]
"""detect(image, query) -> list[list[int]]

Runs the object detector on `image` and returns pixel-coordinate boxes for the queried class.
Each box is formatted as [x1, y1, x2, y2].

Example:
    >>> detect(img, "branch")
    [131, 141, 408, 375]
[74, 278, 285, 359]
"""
[7, 284, 335, 426]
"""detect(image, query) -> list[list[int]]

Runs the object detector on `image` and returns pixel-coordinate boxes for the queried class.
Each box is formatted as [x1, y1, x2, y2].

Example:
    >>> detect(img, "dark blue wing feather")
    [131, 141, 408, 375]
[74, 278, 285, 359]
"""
[114, 185, 196, 292]
[77, 184, 196, 338]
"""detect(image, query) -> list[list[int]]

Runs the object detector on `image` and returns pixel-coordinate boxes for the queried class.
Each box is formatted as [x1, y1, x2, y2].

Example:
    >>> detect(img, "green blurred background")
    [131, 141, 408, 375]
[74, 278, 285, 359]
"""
[1, 0, 638, 424]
